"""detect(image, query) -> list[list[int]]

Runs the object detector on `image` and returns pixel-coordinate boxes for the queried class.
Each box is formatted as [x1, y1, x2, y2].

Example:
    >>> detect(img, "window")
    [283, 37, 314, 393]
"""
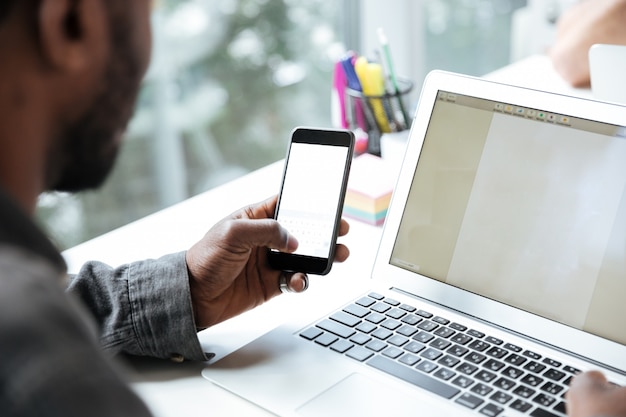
[37, 0, 527, 251]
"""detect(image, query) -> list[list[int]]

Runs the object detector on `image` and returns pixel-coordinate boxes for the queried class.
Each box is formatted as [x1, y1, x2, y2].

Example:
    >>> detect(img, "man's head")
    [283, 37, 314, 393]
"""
[0, 0, 152, 210]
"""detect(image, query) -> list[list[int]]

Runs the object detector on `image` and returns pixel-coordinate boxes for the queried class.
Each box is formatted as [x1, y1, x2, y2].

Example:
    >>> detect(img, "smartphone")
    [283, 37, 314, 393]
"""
[268, 127, 355, 275]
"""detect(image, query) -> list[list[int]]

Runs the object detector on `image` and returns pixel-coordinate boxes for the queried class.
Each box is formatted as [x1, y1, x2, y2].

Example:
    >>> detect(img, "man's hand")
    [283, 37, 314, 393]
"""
[185, 196, 350, 329]
[566, 371, 626, 417]
[550, 0, 626, 87]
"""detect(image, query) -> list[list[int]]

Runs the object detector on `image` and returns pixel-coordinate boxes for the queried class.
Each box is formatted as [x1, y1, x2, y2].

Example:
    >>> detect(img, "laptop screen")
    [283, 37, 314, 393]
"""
[390, 91, 626, 346]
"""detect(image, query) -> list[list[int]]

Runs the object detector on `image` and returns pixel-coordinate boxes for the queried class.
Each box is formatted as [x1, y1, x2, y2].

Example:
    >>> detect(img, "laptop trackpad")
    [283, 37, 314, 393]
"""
[296, 372, 435, 417]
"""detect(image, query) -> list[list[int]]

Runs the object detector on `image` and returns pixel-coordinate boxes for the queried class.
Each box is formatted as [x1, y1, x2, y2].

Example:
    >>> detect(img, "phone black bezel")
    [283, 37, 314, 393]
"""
[267, 127, 355, 275]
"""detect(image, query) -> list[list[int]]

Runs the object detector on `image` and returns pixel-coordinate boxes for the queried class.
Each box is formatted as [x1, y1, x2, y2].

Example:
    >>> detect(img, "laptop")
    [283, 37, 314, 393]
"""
[202, 70, 626, 417]
[589, 44, 626, 105]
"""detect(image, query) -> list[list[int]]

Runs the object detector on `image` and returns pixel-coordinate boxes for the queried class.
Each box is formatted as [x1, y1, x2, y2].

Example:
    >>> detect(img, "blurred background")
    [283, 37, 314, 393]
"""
[37, 0, 571, 250]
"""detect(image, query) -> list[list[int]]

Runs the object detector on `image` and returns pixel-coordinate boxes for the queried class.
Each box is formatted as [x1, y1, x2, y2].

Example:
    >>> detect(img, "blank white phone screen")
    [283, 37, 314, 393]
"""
[276, 142, 349, 258]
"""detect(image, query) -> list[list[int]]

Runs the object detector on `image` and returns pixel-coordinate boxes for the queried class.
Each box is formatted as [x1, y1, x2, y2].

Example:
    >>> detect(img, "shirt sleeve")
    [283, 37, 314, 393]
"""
[67, 251, 207, 362]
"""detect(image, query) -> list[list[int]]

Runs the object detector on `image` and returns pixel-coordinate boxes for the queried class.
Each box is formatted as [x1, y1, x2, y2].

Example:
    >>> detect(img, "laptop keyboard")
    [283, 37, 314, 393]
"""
[299, 292, 582, 417]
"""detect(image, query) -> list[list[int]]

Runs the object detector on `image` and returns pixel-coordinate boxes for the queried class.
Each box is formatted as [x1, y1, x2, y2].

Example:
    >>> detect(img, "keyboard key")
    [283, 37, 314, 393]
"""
[416, 309, 433, 318]
[438, 355, 460, 368]
[457, 362, 479, 375]
[483, 359, 505, 372]
[383, 297, 401, 306]
[542, 358, 562, 368]
[418, 320, 439, 332]
[349, 333, 371, 345]
[388, 335, 409, 347]
[355, 296, 376, 307]
[372, 328, 393, 340]
[380, 318, 402, 331]
[467, 352, 487, 364]
[533, 393, 557, 407]
[504, 353, 527, 366]
[330, 311, 361, 327]
[434, 327, 456, 338]
[371, 302, 391, 313]
[451, 333, 473, 345]
[432, 316, 450, 325]
[368, 292, 384, 300]
[543, 368, 566, 382]
[421, 348, 443, 361]
[471, 383, 493, 396]
[343, 303, 370, 318]
[365, 312, 385, 324]
[553, 401, 567, 414]
[386, 308, 406, 320]
[452, 375, 475, 388]
[382, 346, 404, 359]
[469, 340, 491, 352]
[530, 407, 560, 417]
[367, 355, 460, 399]
[315, 333, 338, 347]
[399, 353, 420, 366]
[455, 393, 484, 409]
[330, 340, 354, 353]
[521, 374, 545, 387]
[346, 346, 373, 362]
[413, 331, 434, 343]
[417, 360, 438, 373]
[510, 399, 533, 412]
[493, 377, 516, 391]
[434, 367, 456, 381]
[468, 329, 485, 338]
[400, 314, 422, 326]
[524, 361, 547, 374]
[490, 391, 513, 404]
[485, 336, 503, 345]
[486, 347, 508, 359]
[430, 338, 451, 350]
[355, 321, 376, 334]
[504, 343, 522, 352]
[399, 303, 416, 312]
[480, 403, 504, 416]
[502, 366, 524, 379]
[404, 341, 426, 354]
[513, 385, 536, 399]
[300, 327, 323, 340]
[448, 345, 469, 357]
[475, 370, 498, 383]
[541, 381, 564, 395]
[365, 340, 387, 352]
[397, 324, 418, 337]
[563, 365, 581, 375]
[524, 350, 542, 360]
[450, 322, 467, 331]
[317, 319, 355, 338]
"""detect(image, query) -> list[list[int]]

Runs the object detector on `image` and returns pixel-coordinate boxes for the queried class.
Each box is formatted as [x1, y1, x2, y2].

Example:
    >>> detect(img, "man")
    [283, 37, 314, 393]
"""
[550, 0, 626, 86]
[0, 1, 622, 416]
[0, 1, 348, 415]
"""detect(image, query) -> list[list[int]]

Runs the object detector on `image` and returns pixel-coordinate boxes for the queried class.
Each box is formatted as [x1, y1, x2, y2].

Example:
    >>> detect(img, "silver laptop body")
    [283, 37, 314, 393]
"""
[203, 70, 626, 417]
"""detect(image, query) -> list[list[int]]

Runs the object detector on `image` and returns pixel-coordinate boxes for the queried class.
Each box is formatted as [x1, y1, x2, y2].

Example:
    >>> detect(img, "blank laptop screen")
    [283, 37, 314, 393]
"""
[390, 91, 626, 346]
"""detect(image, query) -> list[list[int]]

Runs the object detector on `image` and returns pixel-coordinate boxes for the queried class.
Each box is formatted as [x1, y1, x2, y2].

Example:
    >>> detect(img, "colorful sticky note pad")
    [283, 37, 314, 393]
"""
[343, 153, 397, 226]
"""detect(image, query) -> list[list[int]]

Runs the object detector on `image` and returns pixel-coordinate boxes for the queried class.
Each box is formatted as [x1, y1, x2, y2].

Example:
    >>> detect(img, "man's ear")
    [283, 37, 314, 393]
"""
[37, 0, 108, 73]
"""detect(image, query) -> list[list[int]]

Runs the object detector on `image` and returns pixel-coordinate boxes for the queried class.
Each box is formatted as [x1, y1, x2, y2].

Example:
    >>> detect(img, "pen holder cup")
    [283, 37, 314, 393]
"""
[345, 77, 414, 156]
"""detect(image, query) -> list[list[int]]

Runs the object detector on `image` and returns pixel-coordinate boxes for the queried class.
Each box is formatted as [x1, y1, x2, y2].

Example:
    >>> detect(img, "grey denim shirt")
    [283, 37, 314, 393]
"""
[0, 188, 206, 416]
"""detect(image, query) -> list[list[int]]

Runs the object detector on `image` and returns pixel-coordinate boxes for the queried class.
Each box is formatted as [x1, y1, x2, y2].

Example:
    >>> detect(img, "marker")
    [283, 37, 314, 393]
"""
[377, 28, 411, 128]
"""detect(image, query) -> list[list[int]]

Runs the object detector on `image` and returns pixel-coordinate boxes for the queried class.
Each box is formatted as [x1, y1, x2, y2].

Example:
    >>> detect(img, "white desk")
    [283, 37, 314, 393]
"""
[62, 54, 590, 417]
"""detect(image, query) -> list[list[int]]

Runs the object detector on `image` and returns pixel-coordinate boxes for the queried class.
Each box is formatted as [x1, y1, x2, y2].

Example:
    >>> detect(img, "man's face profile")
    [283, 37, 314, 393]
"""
[49, 1, 152, 192]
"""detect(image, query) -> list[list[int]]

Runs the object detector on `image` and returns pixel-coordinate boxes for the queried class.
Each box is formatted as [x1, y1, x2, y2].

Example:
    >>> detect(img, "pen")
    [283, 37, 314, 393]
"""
[354, 56, 391, 134]
[377, 28, 411, 128]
